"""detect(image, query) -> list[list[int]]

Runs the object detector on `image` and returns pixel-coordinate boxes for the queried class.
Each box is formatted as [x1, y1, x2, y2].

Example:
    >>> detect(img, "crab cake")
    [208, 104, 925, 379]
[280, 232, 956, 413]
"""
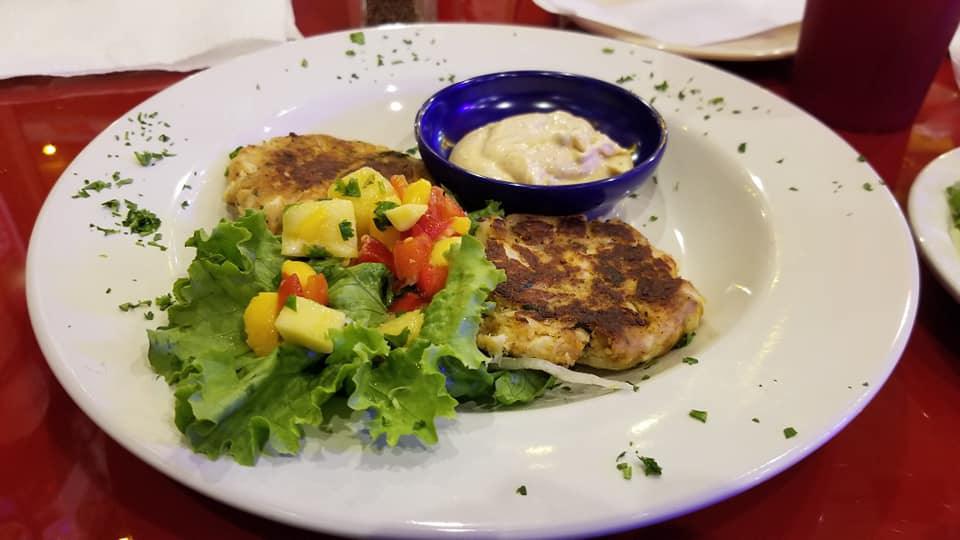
[224, 133, 428, 232]
[476, 215, 703, 370]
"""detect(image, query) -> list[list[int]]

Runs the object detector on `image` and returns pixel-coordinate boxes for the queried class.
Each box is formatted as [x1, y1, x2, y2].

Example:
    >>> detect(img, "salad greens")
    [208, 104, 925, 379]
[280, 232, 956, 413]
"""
[947, 181, 960, 249]
[148, 210, 553, 465]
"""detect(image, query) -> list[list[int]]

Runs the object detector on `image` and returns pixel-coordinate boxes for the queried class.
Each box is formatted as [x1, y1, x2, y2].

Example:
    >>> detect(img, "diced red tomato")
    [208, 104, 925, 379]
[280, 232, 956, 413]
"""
[389, 174, 408, 200]
[410, 186, 465, 239]
[303, 273, 329, 305]
[434, 186, 466, 219]
[417, 264, 448, 297]
[277, 274, 303, 310]
[389, 291, 428, 313]
[356, 235, 396, 275]
[393, 234, 433, 284]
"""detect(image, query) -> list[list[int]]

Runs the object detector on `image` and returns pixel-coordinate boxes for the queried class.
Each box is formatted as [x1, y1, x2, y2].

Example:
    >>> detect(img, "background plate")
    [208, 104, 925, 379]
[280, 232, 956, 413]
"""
[27, 24, 917, 538]
[909, 147, 960, 302]
[571, 17, 799, 61]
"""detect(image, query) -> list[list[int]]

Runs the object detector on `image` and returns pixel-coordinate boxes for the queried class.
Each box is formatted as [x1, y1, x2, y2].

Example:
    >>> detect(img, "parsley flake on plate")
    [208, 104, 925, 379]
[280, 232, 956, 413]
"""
[516, 485, 527, 496]
[783, 427, 798, 439]
[349, 31, 365, 45]
[616, 462, 633, 480]
[638, 456, 662, 476]
[681, 356, 699, 365]
[737, 142, 747, 154]
[689, 409, 708, 423]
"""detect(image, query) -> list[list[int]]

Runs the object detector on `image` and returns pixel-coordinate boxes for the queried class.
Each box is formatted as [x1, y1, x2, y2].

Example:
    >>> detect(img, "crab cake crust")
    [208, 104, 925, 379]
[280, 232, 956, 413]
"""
[477, 215, 703, 370]
[224, 133, 428, 232]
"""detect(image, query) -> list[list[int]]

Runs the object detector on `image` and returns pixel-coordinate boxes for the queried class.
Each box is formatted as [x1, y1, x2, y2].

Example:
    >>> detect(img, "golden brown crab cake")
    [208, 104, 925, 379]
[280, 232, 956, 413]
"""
[223, 133, 429, 232]
[476, 215, 703, 370]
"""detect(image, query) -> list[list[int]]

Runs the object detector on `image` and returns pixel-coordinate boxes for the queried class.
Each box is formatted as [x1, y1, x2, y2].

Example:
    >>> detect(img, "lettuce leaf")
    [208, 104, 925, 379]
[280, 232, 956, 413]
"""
[492, 370, 553, 406]
[148, 211, 282, 383]
[419, 235, 505, 371]
[322, 262, 392, 327]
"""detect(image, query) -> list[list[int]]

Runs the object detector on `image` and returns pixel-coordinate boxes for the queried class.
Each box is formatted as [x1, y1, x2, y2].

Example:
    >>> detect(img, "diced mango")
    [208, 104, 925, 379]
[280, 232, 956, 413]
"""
[274, 297, 347, 353]
[450, 216, 471, 235]
[243, 292, 280, 356]
[378, 309, 424, 345]
[366, 213, 403, 249]
[385, 203, 428, 232]
[281, 199, 358, 259]
[430, 236, 462, 266]
[402, 179, 432, 205]
[328, 167, 401, 236]
[281, 260, 316, 284]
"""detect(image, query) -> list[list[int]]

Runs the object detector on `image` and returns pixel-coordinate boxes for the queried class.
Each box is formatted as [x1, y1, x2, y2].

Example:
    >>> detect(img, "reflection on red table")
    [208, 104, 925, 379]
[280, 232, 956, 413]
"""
[1, 2, 959, 538]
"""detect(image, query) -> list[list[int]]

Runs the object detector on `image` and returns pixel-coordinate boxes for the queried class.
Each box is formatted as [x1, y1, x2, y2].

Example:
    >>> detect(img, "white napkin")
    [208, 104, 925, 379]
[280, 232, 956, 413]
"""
[0, 0, 302, 80]
[533, 0, 804, 47]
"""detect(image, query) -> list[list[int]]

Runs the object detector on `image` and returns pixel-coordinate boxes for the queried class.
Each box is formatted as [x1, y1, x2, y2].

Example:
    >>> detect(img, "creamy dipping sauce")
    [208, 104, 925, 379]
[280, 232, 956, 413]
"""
[449, 110, 634, 186]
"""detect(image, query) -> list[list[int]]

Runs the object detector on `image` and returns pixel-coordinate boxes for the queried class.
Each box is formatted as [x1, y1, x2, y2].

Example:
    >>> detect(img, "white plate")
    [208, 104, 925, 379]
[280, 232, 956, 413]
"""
[571, 17, 799, 61]
[27, 24, 918, 538]
[909, 147, 960, 301]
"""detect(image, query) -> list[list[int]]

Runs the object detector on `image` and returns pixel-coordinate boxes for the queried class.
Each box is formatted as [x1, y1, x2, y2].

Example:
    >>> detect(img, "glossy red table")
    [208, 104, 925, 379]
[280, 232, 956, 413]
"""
[2, 3, 959, 538]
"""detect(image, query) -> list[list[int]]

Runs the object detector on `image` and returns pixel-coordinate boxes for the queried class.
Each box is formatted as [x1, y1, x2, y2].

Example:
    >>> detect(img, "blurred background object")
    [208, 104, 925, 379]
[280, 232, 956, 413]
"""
[791, 0, 960, 132]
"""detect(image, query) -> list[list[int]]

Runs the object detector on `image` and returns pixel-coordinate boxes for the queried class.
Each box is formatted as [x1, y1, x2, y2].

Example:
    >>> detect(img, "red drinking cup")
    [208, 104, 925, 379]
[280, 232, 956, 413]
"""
[792, 0, 960, 132]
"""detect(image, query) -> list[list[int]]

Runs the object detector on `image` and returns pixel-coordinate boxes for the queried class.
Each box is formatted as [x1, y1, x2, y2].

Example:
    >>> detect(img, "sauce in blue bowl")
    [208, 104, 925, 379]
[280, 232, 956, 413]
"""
[415, 70, 667, 216]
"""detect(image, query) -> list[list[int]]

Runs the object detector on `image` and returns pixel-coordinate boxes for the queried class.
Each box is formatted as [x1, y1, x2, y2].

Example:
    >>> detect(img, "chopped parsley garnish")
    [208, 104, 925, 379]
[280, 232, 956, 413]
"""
[376, 54, 384, 66]
[181, 201, 190, 209]
[121, 200, 161, 236]
[345, 50, 356, 56]
[673, 331, 695, 349]
[516, 485, 527, 496]
[616, 74, 634, 84]
[638, 456, 662, 476]
[648, 215, 658, 222]
[681, 356, 699, 365]
[306, 246, 332, 259]
[228, 146, 243, 159]
[602, 47, 614, 54]
[72, 179, 112, 199]
[783, 427, 798, 439]
[654, 80, 669, 92]
[616, 451, 626, 461]
[708, 96, 725, 106]
[789, 186, 799, 191]
[158, 134, 170, 143]
[300, 58, 309, 67]
[616, 462, 633, 480]
[335, 177, 362, 197]
[111, 171, 133, 186]
[92, 224, 119, 236]
[284, 295, 298, 311]
[155, 293, 173, 311]
[144, 311, 155, 320]
[862, 182, 874, 191]
[689, 409, 708, 423]
[134, 149, 175, 166]
[373, 201, 399, 231]
[118, 299, 151, 312]
[776, 158, 784, 164]
[338, 220, 355, 240]
[404, 146, 418, 155]
[102, 199, 121, 216]
[752, 417, 760, 423]
[349, 31, 365, 45]
[857, 155, 866, 162]
[105, 288, 111, 294]
[737, 142, 747, 153]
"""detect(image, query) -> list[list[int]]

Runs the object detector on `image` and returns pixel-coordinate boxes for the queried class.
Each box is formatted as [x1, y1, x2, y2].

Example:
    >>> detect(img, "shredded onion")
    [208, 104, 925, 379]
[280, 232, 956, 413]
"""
[490, 356, 634, 391]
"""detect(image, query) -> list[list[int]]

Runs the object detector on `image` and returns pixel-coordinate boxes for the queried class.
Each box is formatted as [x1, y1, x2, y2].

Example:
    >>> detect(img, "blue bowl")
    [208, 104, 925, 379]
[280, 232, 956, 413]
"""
[415, 70, 667, 216]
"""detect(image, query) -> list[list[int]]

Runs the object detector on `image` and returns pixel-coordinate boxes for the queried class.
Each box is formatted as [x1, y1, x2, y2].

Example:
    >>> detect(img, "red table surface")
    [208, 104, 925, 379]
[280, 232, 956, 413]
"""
[2, 2, 959, 539]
